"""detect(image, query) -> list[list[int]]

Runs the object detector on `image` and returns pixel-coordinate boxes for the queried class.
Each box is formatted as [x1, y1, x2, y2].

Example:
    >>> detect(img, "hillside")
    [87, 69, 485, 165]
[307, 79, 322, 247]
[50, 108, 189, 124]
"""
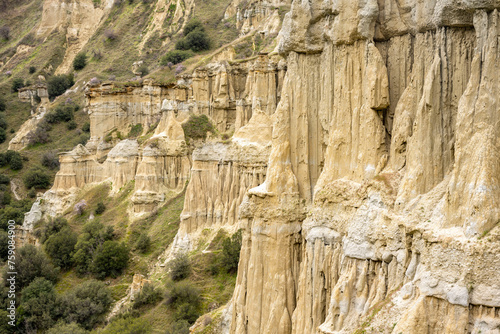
[1, 0, 500, 334]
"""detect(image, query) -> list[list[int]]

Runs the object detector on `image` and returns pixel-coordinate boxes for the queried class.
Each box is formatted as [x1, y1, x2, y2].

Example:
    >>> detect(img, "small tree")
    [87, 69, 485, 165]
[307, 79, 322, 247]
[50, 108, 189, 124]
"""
[0, 96, 6, 111]
[184, 29, 210, 52]
[134, 233, 150, 253]
[73, 53, 87, 71]
[44, 227, 77, 269]
[160, 50, 193, 65]
[183, 19, 204, 36]
[59, 280, 113, 329]
[47, 74, 74, 100]
[0, 128, 5, 144]
[95, 202, 106, 215]
[133, 283, 162, 309]
[7, 151, 23, 170]
[23, 167, 51, 189]
[168, 253, 191, 281]
[137, 64, 149, 77]
[29, 66, 37, 74]
[0, 26, 10, 40]
[165, 281, 202, 324]
[82, 122, 90, 132]
[11, 77, 24, 92]
[20, 278, 58, 331]
[221, 230, 243, 274]
[0, 230, 8, 261]
[37, 217, 69, 243]
[46, 322, 88, 334]
[90, 241, 129, 279]
[67, 120, 77, 130]
[4, 245, 59, 290]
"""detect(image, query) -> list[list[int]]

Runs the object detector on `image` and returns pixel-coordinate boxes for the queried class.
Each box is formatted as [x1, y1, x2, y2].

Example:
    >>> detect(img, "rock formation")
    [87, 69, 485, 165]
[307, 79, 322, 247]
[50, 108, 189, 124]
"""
[226, 1, 500, 333]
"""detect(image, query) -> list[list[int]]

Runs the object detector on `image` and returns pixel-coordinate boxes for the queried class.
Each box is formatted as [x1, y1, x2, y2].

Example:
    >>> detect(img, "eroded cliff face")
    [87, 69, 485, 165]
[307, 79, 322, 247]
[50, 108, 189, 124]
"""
[227, 1, 500, 333]
[23, 53, 284, 229]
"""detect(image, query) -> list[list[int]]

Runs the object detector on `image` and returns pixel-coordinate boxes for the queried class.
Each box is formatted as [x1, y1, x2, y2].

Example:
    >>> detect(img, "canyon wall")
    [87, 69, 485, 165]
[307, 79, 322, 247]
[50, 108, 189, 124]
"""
[227, 1, 500, 333]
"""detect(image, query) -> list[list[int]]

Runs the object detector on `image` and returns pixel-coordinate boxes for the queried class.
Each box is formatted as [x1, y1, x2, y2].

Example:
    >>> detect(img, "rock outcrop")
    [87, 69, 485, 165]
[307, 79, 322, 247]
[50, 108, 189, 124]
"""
[227, 1, 500, 333]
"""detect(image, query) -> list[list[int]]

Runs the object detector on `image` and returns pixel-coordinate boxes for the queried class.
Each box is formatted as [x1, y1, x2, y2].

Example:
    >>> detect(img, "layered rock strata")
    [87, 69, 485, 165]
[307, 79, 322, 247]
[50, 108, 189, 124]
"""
[227, 1, 500, 333]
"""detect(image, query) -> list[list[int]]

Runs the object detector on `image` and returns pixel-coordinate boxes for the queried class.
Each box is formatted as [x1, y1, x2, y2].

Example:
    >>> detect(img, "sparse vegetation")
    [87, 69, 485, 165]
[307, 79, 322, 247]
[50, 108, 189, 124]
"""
[165, 280, 202, 324]
[23, 166, 51, 189]
[168, 252, 191, 281]
[95, 202, 106, 215]
[42, 151, 60, 169]
[134, 232, 150, 253]
[133, 283, 162, 309]
[44, 226, 78, 269]
[73, 53, 88, 71]
[11, 77, 25, 92]
[182, 114, 215, 142]
[161, 50, 193, 65]
[47, 74, 75, 100]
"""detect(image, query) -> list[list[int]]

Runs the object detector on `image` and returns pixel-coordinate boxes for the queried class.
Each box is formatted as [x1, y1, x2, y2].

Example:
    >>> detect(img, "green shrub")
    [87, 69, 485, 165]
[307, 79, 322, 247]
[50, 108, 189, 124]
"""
[132, 283, 162, 309]
[82, 122, 90, 132]
[165, 320, 190, 334]
[90, 241, 129, 279]
[101, 317, 151, 334]
[0, 26, 9, 40]
[0, 128, 5, 144]
[137, 64, 149, 76]
[59, 280, 113, 330]
[36, 217, 69, 243]
[3, 245, 59, 290]
[0, 114, 6, 129]
[67, 120, 77, 130]
[128, 124, 143, 138]
[44, 227, 77, 269]
[0, 206, 23, 227]
[20, 278, 58, 331]
[165, 281, 202, 324]
[11, 77, 24, 92]
[175, 38, 189, 50]
[8, 151, 23, 170]
[78, 133, 90, 145]
[73, 221, 114, 275]
[0, 175, 9, 185]
[182, 114, 214, 141]
[0, 230, 8, 261]
[184, 29, 210, 52]
[95, 202, 106, 215]
[175, 20, 210, 52]
[47, 74, 74, 100]
[28, 187, 36, 198]
[0, 96, 5, 111]
[221, 229, 243, 274]
[161, 50, 193, 65]
[134, 233, 150, 253]
[45, 104, 78, 124]
[73, 53, 87, 71]
[183, 19, 204, 36]
[29, 66, 37, 74]
[46, 322, 88, 334]
[168, 253, 191, 281]
[23, 166, 51, 189]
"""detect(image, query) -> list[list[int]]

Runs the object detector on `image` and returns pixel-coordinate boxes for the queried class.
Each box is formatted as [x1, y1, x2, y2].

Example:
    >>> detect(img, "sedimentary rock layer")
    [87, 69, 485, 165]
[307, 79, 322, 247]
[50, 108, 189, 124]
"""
[228, 1, 500, 333]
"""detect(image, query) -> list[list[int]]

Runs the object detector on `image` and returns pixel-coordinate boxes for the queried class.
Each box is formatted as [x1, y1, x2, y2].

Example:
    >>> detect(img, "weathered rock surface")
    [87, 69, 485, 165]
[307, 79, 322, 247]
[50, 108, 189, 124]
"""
[227, 1, 500, 334]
